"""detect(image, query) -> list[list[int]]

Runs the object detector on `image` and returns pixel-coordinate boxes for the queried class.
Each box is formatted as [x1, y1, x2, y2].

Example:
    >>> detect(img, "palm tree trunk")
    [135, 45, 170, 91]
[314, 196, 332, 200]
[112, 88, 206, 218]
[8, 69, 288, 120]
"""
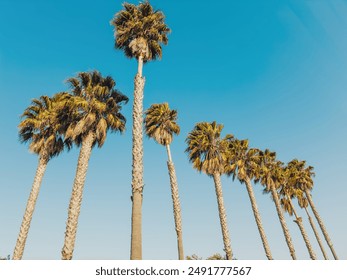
[130, 59, 145, 260]
[285, 194, 316, 260]
[304, 207, 329, 260]
[244, 177, 273, 260]
[61, 131, 95, 260]
[270, 185, 297, 260]
[212, 173, 233, 260]
[304, 189, 338, 259]
[12, 152, 49, 260]
[166, 144, 184, 260]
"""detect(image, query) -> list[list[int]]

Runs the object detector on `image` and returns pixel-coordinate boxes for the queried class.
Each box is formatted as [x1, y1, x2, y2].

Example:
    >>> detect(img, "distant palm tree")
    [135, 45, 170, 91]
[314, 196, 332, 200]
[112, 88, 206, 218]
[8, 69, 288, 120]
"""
[111, 1, 170, 260]
[144, 103, 184, 260]
[278, 160, 317, 260]
[61, 71, 128, 260]
[225, 139, 273, 260]
[186, 121, 233, 260]
[256, 150, 297, 260]
[13, 93, 71, 260]
[295, 162, 338, 259]
[296, 193, 329, 259]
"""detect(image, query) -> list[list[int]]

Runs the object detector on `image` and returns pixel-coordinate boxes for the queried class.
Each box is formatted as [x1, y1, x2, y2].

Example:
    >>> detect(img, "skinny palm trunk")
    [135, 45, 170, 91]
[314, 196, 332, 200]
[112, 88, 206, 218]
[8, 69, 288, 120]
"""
[244, 177, 273, 260]
[12, 152, 49, 260]
[285, 194, 316, 260]
[212, 173, 233, 260]
[61, 131, 95, 260]
[304, 207, 329, 260]
[130, 56, 145, 260]
[166, 144, 184, 260]
[304, 189, 338, 260]
[270, 185, 297, 260]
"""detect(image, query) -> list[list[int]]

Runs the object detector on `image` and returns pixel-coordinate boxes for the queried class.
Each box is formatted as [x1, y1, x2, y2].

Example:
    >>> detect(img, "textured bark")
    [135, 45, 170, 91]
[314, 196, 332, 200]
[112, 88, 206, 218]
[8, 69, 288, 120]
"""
[61, 131, 95, 260]
[166, 149, 184, 260]
[212, 173, 233, 260]
[286, 195, 316, 260]
[270, 185, 297, 260]
[12, 152, 49, 260]
[304, 189, 338, 260]
[305, 207, 329, 260]
[130, 72, 145, 260]
[244, 177, 273, 260]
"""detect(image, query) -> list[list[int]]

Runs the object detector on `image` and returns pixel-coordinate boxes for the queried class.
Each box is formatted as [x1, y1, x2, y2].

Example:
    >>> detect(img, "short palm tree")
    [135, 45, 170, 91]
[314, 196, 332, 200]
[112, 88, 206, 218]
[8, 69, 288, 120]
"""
[225, 139, 273, 260]
[61, 71, 128, 260]
[111, 1, 170, 260]
[295, 162, 338, 259]
[185, 121, 233, 260]
[278, 161, 317, 260]
[13, 93, 71, 260]
[144, 103, 184, 260]
[256, 150, 297, 260]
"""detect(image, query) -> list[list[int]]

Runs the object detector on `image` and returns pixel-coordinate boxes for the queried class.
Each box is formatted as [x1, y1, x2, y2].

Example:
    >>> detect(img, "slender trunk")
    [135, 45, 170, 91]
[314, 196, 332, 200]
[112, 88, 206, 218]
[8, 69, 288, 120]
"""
[130, 58, 145, 260]
[12, 152, 49, 260]
[304, 189, 338, 259]
[61, 131, 95, 260]
[285, 194, 316, 260]
[212, 173, 233, 260]
[270, 185, 297, 260]
[244, 177, 273, 260]
[166, 144, 184, 260]
[304, 207, 329, 260]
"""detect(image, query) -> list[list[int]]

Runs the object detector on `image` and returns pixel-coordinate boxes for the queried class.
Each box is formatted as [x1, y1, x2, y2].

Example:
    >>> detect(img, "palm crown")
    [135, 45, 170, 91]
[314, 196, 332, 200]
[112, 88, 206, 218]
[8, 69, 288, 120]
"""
[111, 1, 170, 62]
[63, 71, 129, 148]
[225, 138, 260, 182]
[185, 121, 232, 175]
[144, 103, 180, 146]
[19, 93, 71, 158]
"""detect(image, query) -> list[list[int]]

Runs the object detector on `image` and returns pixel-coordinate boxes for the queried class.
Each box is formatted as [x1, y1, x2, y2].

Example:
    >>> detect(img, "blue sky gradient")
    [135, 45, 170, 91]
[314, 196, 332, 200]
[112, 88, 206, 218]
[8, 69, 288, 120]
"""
[0, 0, 346, 260]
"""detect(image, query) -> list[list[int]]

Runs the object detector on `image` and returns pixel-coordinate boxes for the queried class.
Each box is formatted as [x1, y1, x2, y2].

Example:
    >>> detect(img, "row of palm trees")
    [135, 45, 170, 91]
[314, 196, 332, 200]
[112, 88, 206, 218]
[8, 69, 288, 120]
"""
[184, 120, 338, 260]
[13, 0, 338, 260]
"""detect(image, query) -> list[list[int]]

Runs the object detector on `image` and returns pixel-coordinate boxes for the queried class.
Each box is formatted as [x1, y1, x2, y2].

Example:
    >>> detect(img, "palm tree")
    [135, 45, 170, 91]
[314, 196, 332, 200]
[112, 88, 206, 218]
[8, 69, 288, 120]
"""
[296, 194, 329, 260]
[295, 162, 338, 259]
[225, 139, 273, 260]
[185, 121, 233, 260]
[256, 150, 297, 260]
[144, 103, 184, 260]
[13, 93, 71, 260]
[61, 71, 128, 260]
[278, 161, 317, 260]
[111, 1, 170, 260]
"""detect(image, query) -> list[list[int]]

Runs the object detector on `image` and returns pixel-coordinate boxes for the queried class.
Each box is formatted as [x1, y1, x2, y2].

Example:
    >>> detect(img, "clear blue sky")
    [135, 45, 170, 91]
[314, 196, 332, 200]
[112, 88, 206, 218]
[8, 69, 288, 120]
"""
[0, 0, 346, 260]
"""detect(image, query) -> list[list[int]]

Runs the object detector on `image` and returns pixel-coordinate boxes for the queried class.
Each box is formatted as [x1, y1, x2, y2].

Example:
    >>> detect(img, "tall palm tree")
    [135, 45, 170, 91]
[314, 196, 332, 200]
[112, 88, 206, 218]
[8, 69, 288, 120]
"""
[144, 103, 184, 260]
[185, 121, 233, 260]
[225, 139, 273, 260]
[256, 150, 297, 260]
[111, 1, 170, 260]
[295, 162, 338, 259]
[13, 93, 71, 260]
[61, 71, 128, 260]
[278, 161, 317, 260]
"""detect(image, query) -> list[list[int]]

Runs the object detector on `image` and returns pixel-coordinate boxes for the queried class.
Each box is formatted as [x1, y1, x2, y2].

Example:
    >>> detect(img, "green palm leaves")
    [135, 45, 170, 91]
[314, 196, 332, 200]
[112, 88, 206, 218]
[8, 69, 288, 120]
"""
[111, 1, 170, 62]
[145, 103, 180, 146]
[186, 121, 231, 175]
